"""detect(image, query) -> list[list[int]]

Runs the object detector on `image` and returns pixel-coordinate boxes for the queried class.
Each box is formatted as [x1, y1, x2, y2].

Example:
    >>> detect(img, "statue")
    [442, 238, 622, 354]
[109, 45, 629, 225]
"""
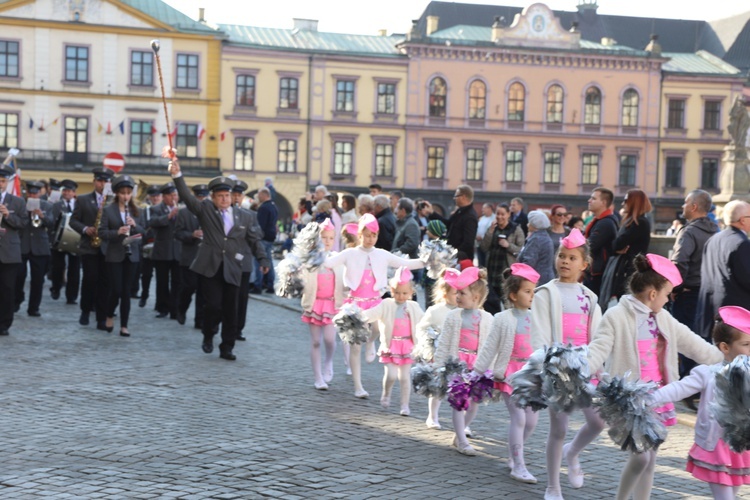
[727, 96, 749, 156]
[716, 96, 750, 204]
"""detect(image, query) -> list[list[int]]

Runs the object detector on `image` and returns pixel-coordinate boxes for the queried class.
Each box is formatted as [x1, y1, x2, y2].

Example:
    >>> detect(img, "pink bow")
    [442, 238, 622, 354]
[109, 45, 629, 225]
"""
[510, 263, 540, 284]
[561, 228, 586, 249]
[443, 267, 480, 290]
[319, 218, 335, 232]
[358, 213, 379, 234]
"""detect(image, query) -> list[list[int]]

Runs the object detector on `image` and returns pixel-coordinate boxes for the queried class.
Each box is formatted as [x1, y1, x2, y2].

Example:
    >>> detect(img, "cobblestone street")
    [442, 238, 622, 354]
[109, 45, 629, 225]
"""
[0, 287, 728, 499]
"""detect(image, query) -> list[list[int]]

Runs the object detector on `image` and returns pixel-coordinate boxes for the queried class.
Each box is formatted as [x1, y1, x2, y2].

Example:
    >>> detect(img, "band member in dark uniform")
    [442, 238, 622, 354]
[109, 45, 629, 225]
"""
[137, 185, 161, 307]
[16, 180, 54, 316]
[175, 184, 208, 329]
[99, 175, 144, 337]
[50, 179, 80, 304]
[232, 180, 259, 342]
[168, 158, 270, 361]
[0, 165, 28, 335]
[70, 167, 114, 330]
[149, 183, 181, 319]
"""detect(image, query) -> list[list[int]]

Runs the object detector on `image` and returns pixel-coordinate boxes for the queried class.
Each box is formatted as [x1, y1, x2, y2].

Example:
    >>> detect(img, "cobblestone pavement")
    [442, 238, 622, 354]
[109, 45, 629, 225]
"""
[0, 285, 734, 499]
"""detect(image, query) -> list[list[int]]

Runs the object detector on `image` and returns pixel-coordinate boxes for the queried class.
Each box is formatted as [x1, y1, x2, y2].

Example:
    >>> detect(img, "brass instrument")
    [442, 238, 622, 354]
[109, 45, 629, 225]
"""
[90, 196, 104, 248]
[123, 204, 132, 255]
[31, 212, 42, 228]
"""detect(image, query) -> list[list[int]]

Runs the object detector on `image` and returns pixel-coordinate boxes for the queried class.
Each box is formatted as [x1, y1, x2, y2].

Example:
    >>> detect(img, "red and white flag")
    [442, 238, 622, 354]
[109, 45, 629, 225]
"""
[197, 124, 206, 140]
[220, 131, 226, 142]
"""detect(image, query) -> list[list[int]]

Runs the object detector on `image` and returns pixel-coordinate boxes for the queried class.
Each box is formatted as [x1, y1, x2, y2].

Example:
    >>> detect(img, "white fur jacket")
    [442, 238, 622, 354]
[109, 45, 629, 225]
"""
[433, 308, 494, 367]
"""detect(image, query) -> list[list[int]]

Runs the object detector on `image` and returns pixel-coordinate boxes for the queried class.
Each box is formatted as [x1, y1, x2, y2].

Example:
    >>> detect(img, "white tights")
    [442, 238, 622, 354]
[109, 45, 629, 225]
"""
[616, 449, 657, 500]
[709, 483, 740, 500]
[546, 407, 606, 492]
[348, 324, 377, 394]
[427, 397, 442, 424]
[503, 393, 539, 471]
[452, 402, 480, 447]
[382, 363, 412, 410]
[309, 324, 336, 384]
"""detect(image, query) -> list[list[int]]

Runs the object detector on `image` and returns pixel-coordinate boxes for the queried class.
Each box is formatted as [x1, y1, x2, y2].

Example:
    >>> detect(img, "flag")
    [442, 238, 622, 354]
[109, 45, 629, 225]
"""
[28, 116, 34, 129]
[168, 126, 177, 138]
[97, 120, 103, 133]
[151, 125, 157, 134]
[106, 122, 112, 135]
[197, 124, 206, 140]
[118, 120, 125, 135]
[37, 118, 45, 131]
[220, 131, 226, 142]
[51, 117, 59, 126]
[12, 171, 21, 197]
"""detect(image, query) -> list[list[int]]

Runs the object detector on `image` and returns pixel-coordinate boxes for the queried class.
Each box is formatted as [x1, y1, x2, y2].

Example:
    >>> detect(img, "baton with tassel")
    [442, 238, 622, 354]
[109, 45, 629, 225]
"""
[150, 40, 176, 168]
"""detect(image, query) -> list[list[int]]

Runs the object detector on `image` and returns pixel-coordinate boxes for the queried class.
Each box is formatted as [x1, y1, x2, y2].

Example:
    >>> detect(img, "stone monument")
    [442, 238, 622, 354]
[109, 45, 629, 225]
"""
[715, 96, 750, 205]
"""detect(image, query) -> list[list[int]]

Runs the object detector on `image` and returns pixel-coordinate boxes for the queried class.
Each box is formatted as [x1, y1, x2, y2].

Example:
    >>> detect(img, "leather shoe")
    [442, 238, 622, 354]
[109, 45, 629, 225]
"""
[220, 351, 237, 361]
[248, 286, 262, 295]
[66, 300, 77, 305]
[79, 312, 90, 326]
[236, 335, 246, 341]
[0, 330, 9, 336]
[202, 339, 213, 353]
[119, 330, 130, 337]
[264, 288, 275, 294]
[50, 288, 60, 300]
[97, 322, 114, 333]
[138, 297, 147, 308]
[155, 311, 168, 318]
[28, 311, 41, 317]
[176, 313, 186, 325]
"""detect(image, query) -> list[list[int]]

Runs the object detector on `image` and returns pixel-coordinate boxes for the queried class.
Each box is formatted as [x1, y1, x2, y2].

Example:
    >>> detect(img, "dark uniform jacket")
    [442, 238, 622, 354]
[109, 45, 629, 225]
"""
[238, 207, 260, 273]
[20, 199, 53, 256]
[0, 193, 28, 264]
[174, 206, 201, 268]
[148, 202, 182, 262]
[70, 191, 108, 255]
[98, 202, 145, 263]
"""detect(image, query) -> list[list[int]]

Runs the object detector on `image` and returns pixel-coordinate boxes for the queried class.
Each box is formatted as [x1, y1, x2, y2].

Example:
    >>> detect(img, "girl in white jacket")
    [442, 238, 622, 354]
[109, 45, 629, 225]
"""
[300, 219, 345, 390]
[474, 263, 541, 484]
[324, 214, 424, 399]
[588, 254, 723, 500]
[652, 305, 750, 500]
[433, 267, 493, 456]
[363, 267, 424, 416]
[530, 229, 604, 500]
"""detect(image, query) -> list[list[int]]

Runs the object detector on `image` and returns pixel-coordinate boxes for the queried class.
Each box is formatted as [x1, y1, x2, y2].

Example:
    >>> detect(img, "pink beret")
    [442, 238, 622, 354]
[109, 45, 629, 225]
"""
[319, 218, 335, 232]
[393, 266, 413, 285]
[344, 223, 359, 236]
[358, 213, 379, 233]
[561, 228, 586, 249]
[444, 266, 480, 290]
[646, 253, 682, 287]
[719, 306, 750, 336]
[510, 263, 540, 284]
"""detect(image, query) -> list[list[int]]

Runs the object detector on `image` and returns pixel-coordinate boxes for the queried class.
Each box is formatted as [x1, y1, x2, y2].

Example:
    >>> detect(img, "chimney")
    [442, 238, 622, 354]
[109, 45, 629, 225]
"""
[407, 19, 420, 41]
[645, 34, 661, 55]
[426, 15, 439, 36]
[293, 18, 319, 32]
[601, 37, 617, 46]
[576, 0, 598, 13]
[492, 15, 504, 42]
[378, 29, 388, 37]
[570, 21, 579, 33]
[198, 7, 205, 23]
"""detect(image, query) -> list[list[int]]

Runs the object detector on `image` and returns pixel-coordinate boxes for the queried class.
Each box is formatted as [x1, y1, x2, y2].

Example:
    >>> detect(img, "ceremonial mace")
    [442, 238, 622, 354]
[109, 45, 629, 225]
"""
[150, 40, 175, 167]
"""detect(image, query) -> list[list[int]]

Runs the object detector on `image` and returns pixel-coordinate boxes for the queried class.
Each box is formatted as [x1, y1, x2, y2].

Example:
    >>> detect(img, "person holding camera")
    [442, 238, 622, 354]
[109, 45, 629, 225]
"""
[480, 203, 525, 315]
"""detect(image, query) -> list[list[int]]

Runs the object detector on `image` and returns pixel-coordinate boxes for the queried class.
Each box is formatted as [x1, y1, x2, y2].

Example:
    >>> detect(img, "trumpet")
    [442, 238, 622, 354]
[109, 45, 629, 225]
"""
[32, 212, 42, 228]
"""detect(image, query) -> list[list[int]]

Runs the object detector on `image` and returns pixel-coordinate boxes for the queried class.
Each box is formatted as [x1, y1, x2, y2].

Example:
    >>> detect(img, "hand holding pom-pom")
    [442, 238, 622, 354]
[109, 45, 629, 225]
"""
[542, 344, 595, 413]
[275, 254, 304, 298]
[711, 355, 750, 453]
[447, 369, 495, 411]
[411, 363, 445, 398]
[419, 240, 458, 280]
[510, 347, 548, 411]
[333, 304, 370, 345]
[291, 222, 326, 270]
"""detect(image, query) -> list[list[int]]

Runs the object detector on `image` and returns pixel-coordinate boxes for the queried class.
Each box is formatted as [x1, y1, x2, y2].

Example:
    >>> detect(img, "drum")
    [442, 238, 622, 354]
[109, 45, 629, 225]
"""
[53, 212, 81, 254]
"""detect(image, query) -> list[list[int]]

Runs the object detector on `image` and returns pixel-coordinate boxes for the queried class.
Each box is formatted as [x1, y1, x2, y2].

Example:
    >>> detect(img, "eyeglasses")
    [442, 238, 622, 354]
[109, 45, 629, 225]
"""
[554, 212, 568, 217]
[453, 194, 463, 199]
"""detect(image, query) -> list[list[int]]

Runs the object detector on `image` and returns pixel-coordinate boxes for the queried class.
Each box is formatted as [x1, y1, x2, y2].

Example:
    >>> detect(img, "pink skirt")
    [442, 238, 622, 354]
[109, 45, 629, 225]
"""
[686, 440, 750, 486]
[345, 296, 382, 311]
[380, 337, 414, 366]
[494, 359, 526, 395]
[301, 298, 336, 326]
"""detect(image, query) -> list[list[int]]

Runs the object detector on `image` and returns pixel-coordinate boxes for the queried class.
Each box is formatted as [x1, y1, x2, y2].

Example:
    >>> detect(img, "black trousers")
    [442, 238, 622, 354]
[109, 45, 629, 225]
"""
[237, 271, 251, 337]
[81, 252, 109, 323]
[154, 259, 181, 317]
[178, 266, 204, 328]
[0, 262, 20, 331]
[108, 259, 134, 328]
[130, 259, 141, 297]
[673, 288, 701, 378]
[16, 253, 50, 313]
[50, 250, 80, 303]
[200, 264, 239, 354]
[140, 257, 154, 300]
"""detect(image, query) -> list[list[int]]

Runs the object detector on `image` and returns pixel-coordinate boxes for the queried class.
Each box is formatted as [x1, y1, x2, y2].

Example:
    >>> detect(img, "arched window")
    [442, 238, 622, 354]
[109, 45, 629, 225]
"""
[429, 77, 447, 117]
[468, 80, 486, 119]
[547, 84, 563, 123]
[584, 87, 601, 125]
[508, 82, 525, 122]
[621, 88, 639, 127]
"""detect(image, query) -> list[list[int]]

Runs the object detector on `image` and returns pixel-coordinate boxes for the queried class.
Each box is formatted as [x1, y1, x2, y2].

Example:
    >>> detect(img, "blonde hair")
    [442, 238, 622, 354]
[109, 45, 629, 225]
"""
[431, 271, 454, 304]
[466, 268, 489, 308]
[341, 227, 358, 248]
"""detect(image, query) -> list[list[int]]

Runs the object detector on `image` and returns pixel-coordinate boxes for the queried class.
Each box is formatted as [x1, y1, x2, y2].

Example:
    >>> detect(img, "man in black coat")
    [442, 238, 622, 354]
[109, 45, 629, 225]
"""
[583, 187, 618, 296]
[149, 183, 182, 319]
[373, 194, 396, 251]
[174, 184, 208, 329]
[426, 184, 479, 261]
[16, 180, 54, 316]
[0, 165, 28, 335]
[49, 179, 80, 304]
[510, 197, 529, 237]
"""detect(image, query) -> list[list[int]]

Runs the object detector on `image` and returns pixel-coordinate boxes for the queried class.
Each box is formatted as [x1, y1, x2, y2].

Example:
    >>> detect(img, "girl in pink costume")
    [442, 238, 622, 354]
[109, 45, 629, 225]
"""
[433, 267, 493, 456]
[588, 254, 723, 500]
[530, 229, 604, 500]
[415, 271, 458, 429]
[324, 214, 424, 399]
[653, 305, 750, 500]
[300, 219, 345, 390]
[363, 267, 424, 416]
[474, 263, 541, 484]
[339, 222, 360, 376]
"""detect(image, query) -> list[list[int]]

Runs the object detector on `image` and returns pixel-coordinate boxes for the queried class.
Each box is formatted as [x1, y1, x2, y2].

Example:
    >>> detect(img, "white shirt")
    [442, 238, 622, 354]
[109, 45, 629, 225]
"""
[477, 214, 494, 238]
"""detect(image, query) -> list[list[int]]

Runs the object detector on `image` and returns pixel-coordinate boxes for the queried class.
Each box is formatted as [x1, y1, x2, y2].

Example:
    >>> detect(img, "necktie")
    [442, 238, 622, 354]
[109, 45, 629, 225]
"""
[223, 209, 233, 235]
[67, 201, 72, 213]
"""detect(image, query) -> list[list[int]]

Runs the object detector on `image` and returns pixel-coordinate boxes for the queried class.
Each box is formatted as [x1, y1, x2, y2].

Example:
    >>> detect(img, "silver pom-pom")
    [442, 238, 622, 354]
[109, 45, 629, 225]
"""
[419, 239, 458, 280]
[274, 253, 304, 298]
[411, 326, 440, 363]
[333, 303, 370, 345]
[594, 373, 666, 453]
[510, 346, 548, 411]
[411, 363, 445, 398]
[292, 222, 326, 270]
[542, 344, 596, 413]
[711, 355, 750, 452]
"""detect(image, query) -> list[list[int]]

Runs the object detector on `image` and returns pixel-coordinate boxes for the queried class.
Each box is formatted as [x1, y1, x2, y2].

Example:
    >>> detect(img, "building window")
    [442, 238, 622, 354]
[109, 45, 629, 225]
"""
[375, 143, 394, 177]
[665, 157, 682, 188]
[64, 117, 88, 155]
[584, 87, 601, 125]
[619, 154, 636, 186]
[333, 141, 353, 175]
[547, 85, 563, 123]
[508, 82, 525, 122]
[429, 77, 447, 117]
[377, 83, 396, 114]
[129, 121, 153, 156]
[0, 40, 20, 77]
[622, 88, 639, 127]
[505, 150, 523, 182]
[130, 50, 153, 86]
[175, 123, 198, 158]
[277, 139, 297, 173]
[336, 80, 355, 112]
[468, 80, 486, 119]
[236, 74, 255, 106]
[0, 112, 18, 149]
[668, 99, 685, 129]
[581, 153, 599, 185]
[279, 77, 298, 109]
[65, 45, 88, 82]
[426, 146, 445, 178]
[701, 157, 719, 190]
[176, 53, 198, 89]
[234, 137, 254, 171]
[543, 151, 561, 184]
[704, 101, 721, 131]
[465, 148, 484, 181]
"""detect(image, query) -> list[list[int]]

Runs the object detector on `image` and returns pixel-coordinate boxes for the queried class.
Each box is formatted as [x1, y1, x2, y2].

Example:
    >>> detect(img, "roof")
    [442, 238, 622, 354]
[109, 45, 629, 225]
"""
[118, 0, 219, 34]
[662, 50, 742, 76]
[219, 24, 404, 57]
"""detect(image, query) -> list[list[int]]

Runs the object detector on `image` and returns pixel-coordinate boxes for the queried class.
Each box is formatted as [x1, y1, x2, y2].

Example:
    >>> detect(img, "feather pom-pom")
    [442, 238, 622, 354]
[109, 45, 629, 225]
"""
[419, 239, 458, 280]
[711, 355, 750, 453]
[542, 344, 595, 413]
[411, 327, 440, 363]
[333, 303, 370, 345]
[411, 363, 445, 398]
[274, 254, 304, 298]
[509, 347, 548, 411]
[594, 373, 666, 453]
[447, 369, 495, 411]
[291, 222, 326, 270]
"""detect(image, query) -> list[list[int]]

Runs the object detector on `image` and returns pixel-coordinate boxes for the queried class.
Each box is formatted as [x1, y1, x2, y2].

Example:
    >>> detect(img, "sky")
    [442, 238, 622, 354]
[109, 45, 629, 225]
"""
[163, 0, 750, 35]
